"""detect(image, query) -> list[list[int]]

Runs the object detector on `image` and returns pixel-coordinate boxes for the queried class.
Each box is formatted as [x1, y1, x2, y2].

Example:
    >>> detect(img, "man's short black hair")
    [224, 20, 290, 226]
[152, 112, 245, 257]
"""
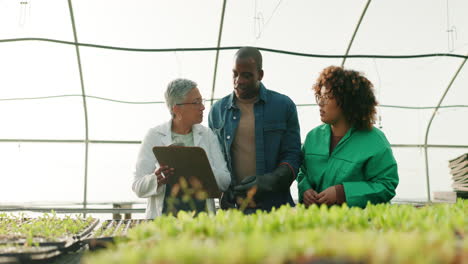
[235, 46, 263, 71]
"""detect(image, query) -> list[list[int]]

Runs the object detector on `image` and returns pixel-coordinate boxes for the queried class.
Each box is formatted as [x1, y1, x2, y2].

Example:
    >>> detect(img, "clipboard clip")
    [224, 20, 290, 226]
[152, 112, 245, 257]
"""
[169, 143, 185, 147]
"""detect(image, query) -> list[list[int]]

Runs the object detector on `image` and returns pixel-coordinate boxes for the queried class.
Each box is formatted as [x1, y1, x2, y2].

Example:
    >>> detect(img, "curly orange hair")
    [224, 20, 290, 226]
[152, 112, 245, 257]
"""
[313, 66, 377, 130]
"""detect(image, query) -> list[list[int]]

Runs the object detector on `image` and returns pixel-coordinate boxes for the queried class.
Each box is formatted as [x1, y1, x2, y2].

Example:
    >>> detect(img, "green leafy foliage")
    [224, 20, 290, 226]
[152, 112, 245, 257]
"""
[0, 211, 95, 245]
[84, 199, 467, 264]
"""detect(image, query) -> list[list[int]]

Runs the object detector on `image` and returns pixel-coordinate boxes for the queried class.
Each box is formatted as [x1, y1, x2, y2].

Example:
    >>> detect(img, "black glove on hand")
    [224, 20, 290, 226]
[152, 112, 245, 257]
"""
[233, 164, 294, 196]
[232, 175, 256, 198]
[220, 186, 237, 209]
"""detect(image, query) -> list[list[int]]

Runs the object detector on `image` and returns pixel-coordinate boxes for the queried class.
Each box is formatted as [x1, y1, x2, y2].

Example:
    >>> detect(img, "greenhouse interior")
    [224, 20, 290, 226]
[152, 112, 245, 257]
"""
[0, 0, 467, 263]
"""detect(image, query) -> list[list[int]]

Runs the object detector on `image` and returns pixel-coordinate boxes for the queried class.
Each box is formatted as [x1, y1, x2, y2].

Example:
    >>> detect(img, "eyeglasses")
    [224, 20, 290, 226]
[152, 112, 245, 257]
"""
[315, 93, 334, 105]
[176, 99, 206, 107]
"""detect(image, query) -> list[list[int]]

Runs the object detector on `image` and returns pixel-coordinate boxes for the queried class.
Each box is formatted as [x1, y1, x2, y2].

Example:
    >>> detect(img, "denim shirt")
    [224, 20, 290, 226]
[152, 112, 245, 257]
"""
[208, 83, 302, 210]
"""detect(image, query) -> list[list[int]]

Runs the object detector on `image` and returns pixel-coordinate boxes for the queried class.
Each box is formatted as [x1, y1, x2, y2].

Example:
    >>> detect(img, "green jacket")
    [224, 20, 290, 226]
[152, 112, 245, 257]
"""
[297, 124, 398, 208]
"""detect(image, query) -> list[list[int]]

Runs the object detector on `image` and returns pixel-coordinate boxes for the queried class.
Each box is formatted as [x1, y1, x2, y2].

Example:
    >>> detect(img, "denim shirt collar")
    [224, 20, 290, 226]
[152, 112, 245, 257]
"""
[226, 82, 268, 109]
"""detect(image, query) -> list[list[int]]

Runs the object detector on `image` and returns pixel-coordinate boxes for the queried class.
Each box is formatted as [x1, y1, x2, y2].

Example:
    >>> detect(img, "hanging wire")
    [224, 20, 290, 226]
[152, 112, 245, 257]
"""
[0, 94, 166, 104]
[0, 94, 467, 109]
[254, 0, 283, 42]
[446, 0, 457, 52]
[18, 0, 31, 27]
[1, 38, 467, 59]
[292, 103, 468, 109]
[0, 39, 466, 109]
[253, 0, 264, 40]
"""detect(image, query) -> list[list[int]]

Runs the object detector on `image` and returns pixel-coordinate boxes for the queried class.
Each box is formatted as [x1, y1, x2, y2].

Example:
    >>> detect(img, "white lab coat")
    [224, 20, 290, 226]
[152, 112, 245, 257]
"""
[132, 120, 231, 219]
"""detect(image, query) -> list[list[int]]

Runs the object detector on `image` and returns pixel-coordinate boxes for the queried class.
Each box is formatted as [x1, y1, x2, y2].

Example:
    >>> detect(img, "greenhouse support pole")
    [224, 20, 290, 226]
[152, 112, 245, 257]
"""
[341, 0, 371, 67]
[423, 53, 468, 202]
[67, 0, 90, 214]
[209, 0, 227, 106]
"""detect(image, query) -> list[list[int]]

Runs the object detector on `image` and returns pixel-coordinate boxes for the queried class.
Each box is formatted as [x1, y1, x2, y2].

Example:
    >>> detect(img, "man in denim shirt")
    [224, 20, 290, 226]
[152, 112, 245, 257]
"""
[208, 47, 302, 212]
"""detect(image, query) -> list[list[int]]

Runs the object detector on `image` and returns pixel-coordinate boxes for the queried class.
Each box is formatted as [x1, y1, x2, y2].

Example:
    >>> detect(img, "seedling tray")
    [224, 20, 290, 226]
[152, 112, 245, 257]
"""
[85, 219, 149, 250]
[0, 218, 98, 250]
[0, 245, 60, 264]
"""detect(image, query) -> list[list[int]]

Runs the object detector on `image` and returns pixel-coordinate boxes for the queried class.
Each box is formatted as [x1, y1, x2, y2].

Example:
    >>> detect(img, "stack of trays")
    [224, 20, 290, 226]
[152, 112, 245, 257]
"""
[448, 153, 468, 198]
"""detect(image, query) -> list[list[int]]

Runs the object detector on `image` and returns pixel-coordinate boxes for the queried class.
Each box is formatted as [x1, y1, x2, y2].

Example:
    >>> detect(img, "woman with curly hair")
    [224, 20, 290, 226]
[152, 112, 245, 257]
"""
[297, 66, 399, 208]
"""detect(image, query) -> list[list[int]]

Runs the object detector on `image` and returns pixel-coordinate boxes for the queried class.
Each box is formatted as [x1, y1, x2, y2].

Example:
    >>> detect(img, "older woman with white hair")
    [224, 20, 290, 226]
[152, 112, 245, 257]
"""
[132, 78, 231, 219]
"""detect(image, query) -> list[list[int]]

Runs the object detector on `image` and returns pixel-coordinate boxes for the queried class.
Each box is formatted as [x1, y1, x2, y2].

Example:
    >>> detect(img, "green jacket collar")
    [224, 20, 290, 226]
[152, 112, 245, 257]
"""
[322, 124, 356, 155]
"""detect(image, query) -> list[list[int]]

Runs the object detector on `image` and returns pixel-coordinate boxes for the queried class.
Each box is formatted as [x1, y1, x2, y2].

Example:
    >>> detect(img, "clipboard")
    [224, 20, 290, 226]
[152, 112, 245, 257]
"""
[152, 146, 221, 198]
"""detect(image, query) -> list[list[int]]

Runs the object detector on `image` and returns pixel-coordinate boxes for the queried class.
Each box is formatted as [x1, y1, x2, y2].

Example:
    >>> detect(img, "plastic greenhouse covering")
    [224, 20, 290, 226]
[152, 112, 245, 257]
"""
[0, 0, 467, 207]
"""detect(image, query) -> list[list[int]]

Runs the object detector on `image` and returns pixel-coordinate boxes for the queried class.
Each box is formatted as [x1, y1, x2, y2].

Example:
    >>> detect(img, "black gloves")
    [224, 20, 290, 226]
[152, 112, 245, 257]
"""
[220, 165, 294, 209]
[233, 164, 294, 196]
[220, 186, 237, 209]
